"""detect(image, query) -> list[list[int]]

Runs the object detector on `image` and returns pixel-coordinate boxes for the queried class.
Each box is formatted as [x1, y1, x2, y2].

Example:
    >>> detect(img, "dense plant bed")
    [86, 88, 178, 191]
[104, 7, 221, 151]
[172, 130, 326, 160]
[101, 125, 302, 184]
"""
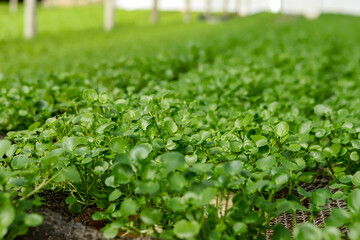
[2, 13, 360, 240]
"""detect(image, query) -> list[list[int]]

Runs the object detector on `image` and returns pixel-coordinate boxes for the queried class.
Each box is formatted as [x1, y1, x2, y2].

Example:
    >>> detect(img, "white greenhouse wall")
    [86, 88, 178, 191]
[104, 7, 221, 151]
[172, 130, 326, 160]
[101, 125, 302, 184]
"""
[117, 0, 360, 16]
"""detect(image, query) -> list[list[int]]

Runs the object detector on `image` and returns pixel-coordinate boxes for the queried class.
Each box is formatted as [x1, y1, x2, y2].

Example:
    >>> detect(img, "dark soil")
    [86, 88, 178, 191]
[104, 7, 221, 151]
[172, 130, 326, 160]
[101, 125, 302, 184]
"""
[15, 191, 151, 240]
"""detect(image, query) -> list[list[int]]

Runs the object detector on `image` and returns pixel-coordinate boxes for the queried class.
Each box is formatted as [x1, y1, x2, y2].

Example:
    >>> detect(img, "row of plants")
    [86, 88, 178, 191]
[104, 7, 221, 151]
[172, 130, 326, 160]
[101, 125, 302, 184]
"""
[2, 14, 360, 240]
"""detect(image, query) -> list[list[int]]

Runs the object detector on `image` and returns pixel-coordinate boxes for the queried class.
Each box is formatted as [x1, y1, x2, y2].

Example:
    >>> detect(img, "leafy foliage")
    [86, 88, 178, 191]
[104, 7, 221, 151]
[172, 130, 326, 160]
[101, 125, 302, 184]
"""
[1, 10, 360, 240]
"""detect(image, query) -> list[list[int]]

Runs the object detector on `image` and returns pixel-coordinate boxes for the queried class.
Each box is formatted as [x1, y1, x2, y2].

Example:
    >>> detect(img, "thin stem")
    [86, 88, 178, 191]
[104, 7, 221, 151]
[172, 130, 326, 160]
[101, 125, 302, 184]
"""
[224, 192, 230, 217]
[21, 171, 61, 200]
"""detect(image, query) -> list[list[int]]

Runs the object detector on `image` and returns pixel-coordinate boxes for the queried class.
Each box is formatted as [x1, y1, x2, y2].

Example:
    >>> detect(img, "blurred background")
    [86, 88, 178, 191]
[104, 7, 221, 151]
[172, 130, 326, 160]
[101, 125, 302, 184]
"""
[1, 0, 360, 80]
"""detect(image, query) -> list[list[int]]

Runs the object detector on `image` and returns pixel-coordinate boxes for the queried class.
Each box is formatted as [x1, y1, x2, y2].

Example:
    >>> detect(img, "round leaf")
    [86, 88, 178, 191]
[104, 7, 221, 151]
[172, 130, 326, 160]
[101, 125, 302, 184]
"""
[173, 220, 201, 239]
[130, 143, 152, 161]
[83, 89, 98, 102]
[348, 189, 360, 214]
[120, 198, 139, 217]
[109, 137, 127, 153]
[108, 189, 122, 202]
[160, 152, 185, 172]
[140, 208, 162, 225]
[352, 171, 360, 187]
[256, 156, 276, 171]
[24, 213, 43, 227]
[167, 197, 187, 212]
[350, 151, 359, 161]
[294, 223, 322, 240]
[233, 222, 247, 235]
[0, 139, 11, 157]
[62, 166, 81, 183]
[275, 122, 289, 138]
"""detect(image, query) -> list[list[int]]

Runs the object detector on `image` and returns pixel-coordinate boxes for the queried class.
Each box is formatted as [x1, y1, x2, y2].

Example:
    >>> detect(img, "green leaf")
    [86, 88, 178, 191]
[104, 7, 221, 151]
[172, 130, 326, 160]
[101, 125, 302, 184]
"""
[0, 139, 11, 158]
[352, 171, 360, 187]
[348, 189, 360, 214]
[350, 151, 359, 161]
[198, 187, 217, 206]
[314, 104, 332, 116]
[130, 143, 152, 161]
[164, 118, 178, 133]
[167, 197, 187, 211]
[352, 140, 360, 149]
[242, 114, 254, 127]
[168, 172, 187, 191]
[275, 174, 288, 186]
[326, 208, 350, 227]
[65, 195, 77, 204]
[173, 220, 201, 239]
[93, 161, 109, 175]
[310, 151, 325, 163]
[233, 222, 247, 235]
[108, 189, 122, 201]
[251, 135, 268, 147]
[92, 211, 106, 220]
[12, 155, 32, 169]
[62, 166, 81, 183]
[160, 152, 185, 172]
[105, 176, 116, 188]
[311, 188, 332, 206]
[295, 158, 306, 170]
[0, 194, 15, 239]
[185, 154, 197, 165]
[5, 144, 17, 158]
[135, 181, 160, 195]
[112, 164, 134, 184]
[103, 226, 119, 239]
[299, 121, 312, 134]
[294, 223, 322, 240]
[321, 226, 340, 240]
[63, 137, 88, 152]
[297, 187, 311, 198]
[224, 160, 243, 175]
[83, 89, 98, 102]
[288, 144, 301, 152]
[280, 159, 299, 171]
[109, 137, 127, 153]
[230, 142, 242, 152]
[349, 222, 360, 240]
[99, 92, 110, 103]
[275, 122, 289, 138]
[276, 199, 307, 213]
[28, 122, 41, 131]
[272, 224, 291, 240]
[140, 208, 162, 225]
[329, 143, 341, 156]
[24, 213, 43, 227]
[120, 198, 139, 217]
[69, 202, 82, 213]
[256, 156, 276, 171]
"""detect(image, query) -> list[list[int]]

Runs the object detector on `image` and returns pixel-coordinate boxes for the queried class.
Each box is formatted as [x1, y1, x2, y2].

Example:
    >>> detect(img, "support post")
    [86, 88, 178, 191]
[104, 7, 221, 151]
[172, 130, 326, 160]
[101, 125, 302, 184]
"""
[9, 0, 18, 13]
[240, 0, 250, 16]
[205, 0, 212, 17]
[184, 0, 191, 23]
[280, 0, 285, 14]
[151, 0, 159, 24]
[235, 0, 241, 16]
[104, 0, 115, 31]
[222, 0, 229, 16]
[24, 0, 37, 39]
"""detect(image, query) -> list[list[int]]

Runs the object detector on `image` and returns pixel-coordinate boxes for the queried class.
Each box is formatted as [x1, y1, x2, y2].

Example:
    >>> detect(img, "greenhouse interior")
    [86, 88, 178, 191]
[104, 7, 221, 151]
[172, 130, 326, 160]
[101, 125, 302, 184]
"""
[1, 0, 360, 239]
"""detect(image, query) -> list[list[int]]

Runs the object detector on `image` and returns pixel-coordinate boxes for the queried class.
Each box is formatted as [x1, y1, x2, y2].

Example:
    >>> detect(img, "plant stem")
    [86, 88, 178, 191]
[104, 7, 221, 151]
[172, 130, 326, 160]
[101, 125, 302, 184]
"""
[21, 171, 61, 200]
